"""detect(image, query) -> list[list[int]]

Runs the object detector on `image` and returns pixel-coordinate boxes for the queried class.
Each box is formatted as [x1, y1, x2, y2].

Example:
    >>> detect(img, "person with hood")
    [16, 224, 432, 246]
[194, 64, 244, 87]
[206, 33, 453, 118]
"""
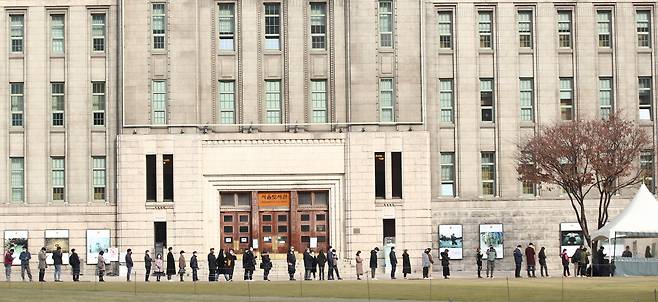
[52, 246, 63, 282]
[97, 251, 106, 282]
[389, 247, 397, 279]
[440, 249, 450, 279]
[287, 246, 297, 280]
[260, 250, 272, 281]
[166, 247, 176, 280]
[486, 246, 497, 279]
[242, 247, 256, 281]
[402, 249, 411, 279]
[69, 249, 81, 282]
[578, 247, 590, 277]
[19, 248, 32, 282]
[475, 247, 483, 278]
[422, 248, 434, 279]
[178, 251, 186, 282]
[224, 249, 236, 281]
[525, 243, 536, 278]
[190, 251, 199, 282]
[316, 249, 327, 280]
[154, 253, 164, 282]
[125, 248, 134, 282]
[513, 245, 523, 278]
[369, 247, 379, 280]
[538, 246, 548, 277]
[355, 251, 364, 280]
[38, 247, 47, 282]
[216, 248, 226, 281]
[560, 248, 570, 277]
[144, 250, 153, 282]
[207, 248, 216, 282]
[303, 247, 313, 280]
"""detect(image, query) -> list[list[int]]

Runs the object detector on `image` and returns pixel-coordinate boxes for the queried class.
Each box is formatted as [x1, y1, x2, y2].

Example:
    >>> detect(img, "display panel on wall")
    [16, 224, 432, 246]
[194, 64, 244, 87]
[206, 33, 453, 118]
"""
[86, 229, 110, 264]
[3, 230, 28, 265]
[479, 224, 503, 259]
[45, 229, 70, 265]
[438, 225, 463, 260]
[560, 222, 584, 257]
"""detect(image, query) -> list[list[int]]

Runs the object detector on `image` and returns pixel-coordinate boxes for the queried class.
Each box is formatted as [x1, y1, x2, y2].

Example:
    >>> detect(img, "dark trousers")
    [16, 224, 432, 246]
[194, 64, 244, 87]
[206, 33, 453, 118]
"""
[371, 268, 376, 279]
[208, 269, 215, 281]
[288, 266, 295, 280]
[515, 264, 522, 277]
[330, 265, 340, 280]
[179, 271, 184, 282]
[98, 270, 105, 282]
[318, 266, 325, 280]
[477, 264, 482, 277]
[244, 269, 253, 280]
[304, 269, 312, 280]
[390, 266, 396, 279]
[579, 264, 587, 276]
[526, 265, 535, 277]
[145, 267, 151, 282]
[540, 264, 549, 277]
[563, 265, 570, 276]
[442, 266, 450, 278]
[127, 267, 132, 281]
[264, 269, 270, 280]
[72, 269, 80, 282]
[574, 263, 580, 276]
[192, 268, 198, 281]
[39, 269, 45, 282]
[21, 264, 32, 281]
[422, 266, 429, 278]
[328, 263, 334, 279]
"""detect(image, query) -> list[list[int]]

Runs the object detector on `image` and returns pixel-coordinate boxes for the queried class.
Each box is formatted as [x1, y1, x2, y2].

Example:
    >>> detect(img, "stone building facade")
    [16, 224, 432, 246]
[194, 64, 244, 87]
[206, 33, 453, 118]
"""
[0, 0, 656, 274]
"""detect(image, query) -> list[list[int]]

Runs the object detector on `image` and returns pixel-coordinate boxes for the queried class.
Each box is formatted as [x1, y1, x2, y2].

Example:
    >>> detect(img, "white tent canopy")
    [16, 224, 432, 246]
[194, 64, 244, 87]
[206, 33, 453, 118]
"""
[591, 184, 658, 241]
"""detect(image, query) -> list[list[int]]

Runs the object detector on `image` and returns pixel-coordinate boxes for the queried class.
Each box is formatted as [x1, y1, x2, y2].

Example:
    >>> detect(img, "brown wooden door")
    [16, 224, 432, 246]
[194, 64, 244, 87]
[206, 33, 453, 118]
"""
[259, 211, 289, 254]
[221, 211, 251, 252]
[296, 210, 329, 252]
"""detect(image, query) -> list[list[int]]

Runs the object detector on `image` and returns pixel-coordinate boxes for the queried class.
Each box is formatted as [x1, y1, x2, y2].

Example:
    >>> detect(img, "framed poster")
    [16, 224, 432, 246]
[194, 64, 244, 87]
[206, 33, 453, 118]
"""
[479, 224, 504, 259]
[560, 223, 584, 257]
[45, 229, 70, 265]
[4, 230, 28, 266]
[86, 229, 110, 264]
[438, 225, 463, 259]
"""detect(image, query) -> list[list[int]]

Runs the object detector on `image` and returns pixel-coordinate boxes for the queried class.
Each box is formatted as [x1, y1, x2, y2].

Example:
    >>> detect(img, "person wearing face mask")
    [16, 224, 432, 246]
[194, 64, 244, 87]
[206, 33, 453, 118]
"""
[154, 253, 164, 282]
[287, 247, 297, 281]
[224, 249, 236, 281]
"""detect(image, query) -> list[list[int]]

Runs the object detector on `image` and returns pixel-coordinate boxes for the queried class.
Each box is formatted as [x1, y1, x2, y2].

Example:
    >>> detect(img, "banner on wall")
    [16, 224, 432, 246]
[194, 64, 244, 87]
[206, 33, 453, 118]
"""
[45, 229, 70, 265]
[3, 230, 28, 266]
[438, 225, 463, 260]
[86, 229, 110, 264]
[479, 224, 504, 259]
[560, 223, 585, 257]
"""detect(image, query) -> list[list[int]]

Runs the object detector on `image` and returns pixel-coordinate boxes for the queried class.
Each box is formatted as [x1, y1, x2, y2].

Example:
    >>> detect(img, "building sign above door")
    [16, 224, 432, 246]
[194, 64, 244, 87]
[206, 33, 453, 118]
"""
[258, 192, 290, 207]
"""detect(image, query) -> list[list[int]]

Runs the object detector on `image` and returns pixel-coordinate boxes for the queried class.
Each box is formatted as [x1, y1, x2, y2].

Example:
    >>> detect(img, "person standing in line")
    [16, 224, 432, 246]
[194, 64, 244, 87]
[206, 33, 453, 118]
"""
[287, 247, 297, 281]
[166, 247, 176, 280]
[38, 247, 47, 282]
[207, 248, 216, 282]
[475, 248, 483, 278]
[178, 251, 186, 282]
[154, 253, 164, 282]
[331, 248, 342, 280]
[369, 247, 379, 280]
[52, 246, 63, 282]
[571, 246, 582, 277]
[316, 250, 326, 280]
[69, 249, 81, 282]
[260, 250, 272, 281]
[216, 248, 226, 282]
[560, 249, 570, 277]
[303, 247, 312, 280]
[513, 245, 523, 278]
[486, 245, 497, 279]
[190, 251, 199, 282]
[389, 247, 397, 279]
[440, 249, 450, 279]
[402, 249, 411, 279]
[4, 248, 14, 282]
[243, 247, 256, 281]
[538, 247, 548, 277]
[19, 248, 32, 282]
[311, 250, 318, 279]
[125, 249, 134, 282]
[327, 247, 335, 280]
[355, 251, 364, 280]
[422, 248, 433, 279]
[224, 249, 236, 281]
[525, 243, 536, 278]
[97, 251, 106, 282]
[144, 250, 153, 282]
[622, 246, 633, 257]
[579, 247, 590, 277]
[646, 246, 653, 258]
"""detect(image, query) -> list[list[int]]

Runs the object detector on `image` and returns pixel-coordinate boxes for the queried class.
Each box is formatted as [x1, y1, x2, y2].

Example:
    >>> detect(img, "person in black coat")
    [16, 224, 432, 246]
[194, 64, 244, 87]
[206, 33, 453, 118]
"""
[243, 247, 256, 281]
[287, 247, 297, 280]
[144, 250, 153, 282]
[216, 249, 226, 281]
[311, 251, 318, 279]
[68, 249, 81, 282]
[207, 248, 216, 282]
[52, 247, 63, 282]
[402, 249, 411, 279]
[389, 247, 398, 279]
[369, 247, 379, 280]
[476, 248, 483, 278]
[260, 250, 272, 281]
[538, 247, 549, 277]
[440, 249, 450, 279]
[224, 249, 236, 281]
[316, 250, 327, 280]
[327, 247, 335, 280]
[303, 248, 313, 280]
[125, 249, 134, 282]
[166, 247, 176, 280]
[190, 251, 199, 282]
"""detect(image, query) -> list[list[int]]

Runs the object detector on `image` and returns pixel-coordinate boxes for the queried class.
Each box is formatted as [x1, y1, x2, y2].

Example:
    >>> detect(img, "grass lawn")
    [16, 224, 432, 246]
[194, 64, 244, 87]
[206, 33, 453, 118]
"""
[1, 277, 657, 302]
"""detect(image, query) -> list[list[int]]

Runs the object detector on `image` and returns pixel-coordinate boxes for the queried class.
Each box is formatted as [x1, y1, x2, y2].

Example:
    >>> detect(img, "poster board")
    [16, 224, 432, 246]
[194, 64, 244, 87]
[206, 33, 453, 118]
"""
[3, 230, 28, 266]
[86, 229, 110, 264]
[438, 225, 463, 259]
[560, 223, 585, 257]
[45, 229, 70, 265]
[480, 224, 504, 259]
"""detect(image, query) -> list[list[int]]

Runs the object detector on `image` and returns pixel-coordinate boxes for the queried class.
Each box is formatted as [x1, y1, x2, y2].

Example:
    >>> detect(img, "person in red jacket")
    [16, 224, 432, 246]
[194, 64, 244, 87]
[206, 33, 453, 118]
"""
[4, 249, 15, 281]
[525, 243, 536, 278]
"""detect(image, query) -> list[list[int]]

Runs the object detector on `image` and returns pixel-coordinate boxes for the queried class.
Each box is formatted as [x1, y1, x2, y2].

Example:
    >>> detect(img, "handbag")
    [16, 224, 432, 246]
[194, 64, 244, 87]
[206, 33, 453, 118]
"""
[178, 268, 186, 274]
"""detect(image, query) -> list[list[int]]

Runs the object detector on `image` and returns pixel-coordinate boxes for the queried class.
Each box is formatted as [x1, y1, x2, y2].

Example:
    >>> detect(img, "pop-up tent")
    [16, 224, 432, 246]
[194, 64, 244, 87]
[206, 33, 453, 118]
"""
[592, 184, 658, 241]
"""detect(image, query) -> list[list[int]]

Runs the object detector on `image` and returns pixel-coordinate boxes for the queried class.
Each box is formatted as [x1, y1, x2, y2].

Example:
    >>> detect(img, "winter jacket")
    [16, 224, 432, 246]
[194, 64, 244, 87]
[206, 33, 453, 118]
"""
[3, 251, 13, 266]
[261, 254, 272, 270]
[242, 251, 256, 270]
[207, 253, 216, 270]
[486, 249, 497, 262]
[97, 255, 106, 271]
[560, 252, 570, 266]
[422, 252, 432, 268]
[525, 247, 536, 266]
[389, 250, 397, 266]
[178, 255, 186, 270]
[513, 248, 523, 265]
[476, 251, 483, 266]
[19, 251, 31, 265]
[190, 255, 198, 269]
[69, 253, 81, 269]
[38, 251, 47, 270]
[125, 253, 134, 268]
[144, 254, 153, 269]
[154, 258, 164, 273]
[440, 251, 450, 267]
[369, 250, 378, 269]
[402, 252, 411, 274]
[166, 251, 176, 274]
[303, 251, 313, 269]
[52, 251, 63, 266]
[356, 255, 364, 275]
[317, 252, 327, 267]
[538, 249, 547, 265]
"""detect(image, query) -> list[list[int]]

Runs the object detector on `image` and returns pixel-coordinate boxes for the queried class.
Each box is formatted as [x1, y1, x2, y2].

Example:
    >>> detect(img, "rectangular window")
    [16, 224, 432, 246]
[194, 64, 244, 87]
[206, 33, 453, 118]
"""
[481, 152, 495, 196]
[637, 11, 651, 48]
[440, 152, 455, 197]
[152, 3, 166, 49]
[264, 3, 281, 50]
[480, 79, 494, 122]
[163, 154, 173, 202]
[521, 154, 536, 196]
[391, 152, 402, 198]
[10, 83, 23, 127]
[92, 157, 106, 200]
[375, 152, 386, 199]
[520, 78, 534, 122]
[219, 81, 236, 124]
[438, 11, 452, 49]
[378, 0, 393, 48]
[599, 78, 613, 120]
[51, 14, 65, 54]
[639, 77, 653, 121]
[641, 151, 655, 193]
[439, 79, 453, 123]
[146, 155, 156, 202]
[518, 11, 533, 48]
[51, 82, 65, 127]
[311, 80, 327, 123]
[560, 78, 574, 121]
[557, 11, 572, 48]
[52, 157, 65, 201]
[218, 3, 235, 51]
[478, 11, 493, 49]
[92, 82, 106, 126]
[10, 157, 24, 203]
[152, 80, 167, 124]
[597, 11, 612, 48]
[379, 78, 395, 122]
[310, 3, 327, 50]
[91, 14, 106, 52]
[10, 15, 24, 53]
[265, 80, 282, 124]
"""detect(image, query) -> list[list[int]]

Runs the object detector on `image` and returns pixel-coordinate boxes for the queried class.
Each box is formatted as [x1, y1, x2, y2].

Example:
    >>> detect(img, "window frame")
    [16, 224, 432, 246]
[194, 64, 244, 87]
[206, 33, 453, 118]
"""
[50, 14, 65, 55]
[557, 10, 572, 49]
[480, 78, 494, 122]
[51, 157, 65, 202]
[641, 150, 655, 193]
[10, 157, 24, 203]
[91, 13, 106, 52]
[440, 152, 455, 197]
[639, 77, 653, 121]
[438, 10, 453, 50]
[599, 77, 613, 120]
[378, 0, 394, 48]
[10, 82, 23, 127]
[379, 78, 395, 122]
[151, 80, 167, 125]
[478, 10, 493, 49]
[517, 10, 533, 49]
[92, 156, 106, 201]
[218, 80, 236, 124]
[265, 80, 282, 124]
[264, 2, 282, 51]
[310, 2, 327, 50]
[519, 78, 534, 122]
[636, 10, 651, 48]
[9, 14, 24, 54]
[51, 82, 65, 127]
[439, 79, 454, 123]
[597, 10, 612, 48]
[92, 81, 106, 126]
[218, 2, 236, 51]
[481, 152, 496, 197]
[559, 78, 574, 121]
[311, 79, 328, 123]
[151, 2, 167, 50]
